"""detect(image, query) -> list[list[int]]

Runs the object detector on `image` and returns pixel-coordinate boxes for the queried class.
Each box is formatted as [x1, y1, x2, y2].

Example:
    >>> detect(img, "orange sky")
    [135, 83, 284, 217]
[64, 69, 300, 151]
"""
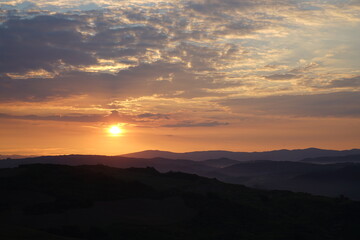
[0, 0, 359, 155]
[1, 116, 359, 155]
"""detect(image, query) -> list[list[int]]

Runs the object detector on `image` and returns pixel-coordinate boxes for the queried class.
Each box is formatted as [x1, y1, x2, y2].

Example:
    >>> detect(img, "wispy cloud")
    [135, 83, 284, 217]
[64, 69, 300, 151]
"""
[162, 120, 228, 128]
[222, 92, 360, 117]
[0, 0, 359, 128]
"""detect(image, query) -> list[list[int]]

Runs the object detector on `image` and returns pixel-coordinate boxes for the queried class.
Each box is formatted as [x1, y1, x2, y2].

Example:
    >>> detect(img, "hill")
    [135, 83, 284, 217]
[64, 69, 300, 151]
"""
[2, 155, 360, 200]
[0, 155, 216, 174]
[301, 154, 360, 164]
[0, 154, 35, 160]
[200, 158, 240, 168]
[122, 148, 360, 161]
[283, 164, 360, 199]
[0, 164, 360, 240]
[211, 160, 360, 199]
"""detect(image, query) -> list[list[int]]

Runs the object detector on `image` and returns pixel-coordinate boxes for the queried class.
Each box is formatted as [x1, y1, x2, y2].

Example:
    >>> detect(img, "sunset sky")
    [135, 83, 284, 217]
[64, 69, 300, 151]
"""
[0, 0, 359, 155]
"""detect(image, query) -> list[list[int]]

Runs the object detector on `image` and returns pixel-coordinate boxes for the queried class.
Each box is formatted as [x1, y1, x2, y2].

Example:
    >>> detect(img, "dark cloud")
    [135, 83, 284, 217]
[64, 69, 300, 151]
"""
[188, 0, 256, 14]
[137, 113, 170, 119]
[329, 76, 360, 88]
[0, 12, 173, 75]
[0, 14, 97, 74]
[290, 62, 319, 74]
[102, 110, 137, 123]
[89, 24, 168, 59]
[162, 120, 229, 128]
[0, 112, 103, 122]
[103, 110, 122, 123]
[221, 20, 270, 35]
[167, 42, 241, 72]
[0, 62, 169, 102]
[0, 71, 116, 102]
[187, 0, 291, 15]
[0, 9, 242, 102]
[222, 92, 360, 117]
[0, 58, 236, 102]
[0, 110, 136, 123]
[265, 73, 300, 80]
[1, 110, 231, 127]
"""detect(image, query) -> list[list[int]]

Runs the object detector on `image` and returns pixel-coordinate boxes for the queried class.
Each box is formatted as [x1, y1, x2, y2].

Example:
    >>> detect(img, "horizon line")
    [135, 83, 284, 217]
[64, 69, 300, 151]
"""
[1, 147, 360, 158]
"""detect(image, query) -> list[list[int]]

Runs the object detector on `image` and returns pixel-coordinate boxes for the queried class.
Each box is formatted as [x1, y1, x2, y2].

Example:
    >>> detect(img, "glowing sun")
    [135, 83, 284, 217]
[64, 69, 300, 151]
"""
[108, 125, 123, 136]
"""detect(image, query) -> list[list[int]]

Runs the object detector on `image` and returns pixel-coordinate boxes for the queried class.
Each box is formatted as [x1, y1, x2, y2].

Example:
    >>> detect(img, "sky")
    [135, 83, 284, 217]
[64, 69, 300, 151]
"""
[0, 0, 359, 155]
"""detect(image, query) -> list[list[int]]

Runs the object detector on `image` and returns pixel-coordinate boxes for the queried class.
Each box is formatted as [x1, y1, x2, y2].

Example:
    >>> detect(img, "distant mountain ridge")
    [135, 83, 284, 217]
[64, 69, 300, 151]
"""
[301, 154, 360, 164]
[200, 158, 240, 168]
[0, 155, 216, 175]
[2, 153, 360, 200]
[0, 154, 35, 160]
[122, 148, 360, 161]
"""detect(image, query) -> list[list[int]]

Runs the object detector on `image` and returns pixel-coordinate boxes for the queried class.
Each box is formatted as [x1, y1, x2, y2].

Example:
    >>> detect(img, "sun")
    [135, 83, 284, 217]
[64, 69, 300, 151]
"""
[108, 125, 123, 136]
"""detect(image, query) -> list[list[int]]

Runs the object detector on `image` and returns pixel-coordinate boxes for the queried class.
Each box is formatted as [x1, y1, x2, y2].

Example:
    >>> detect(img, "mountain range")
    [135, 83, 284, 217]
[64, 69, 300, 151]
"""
[1, 150, 360, 200]
[122, 148, 360, 161]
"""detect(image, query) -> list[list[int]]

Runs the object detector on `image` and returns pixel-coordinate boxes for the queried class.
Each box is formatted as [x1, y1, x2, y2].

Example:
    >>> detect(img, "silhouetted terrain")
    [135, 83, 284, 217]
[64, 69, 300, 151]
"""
[0, 155, 35, 160]
[211, 161, 360, 199]
[1, 154, 360, 200]
[284, 165, 360, 199]
[0, 155, 216, 174]
[301, 154, 360, 164]
[122, 148, 360, 161]
[200, 158, 240, 168]
[1, 164, 360, 240]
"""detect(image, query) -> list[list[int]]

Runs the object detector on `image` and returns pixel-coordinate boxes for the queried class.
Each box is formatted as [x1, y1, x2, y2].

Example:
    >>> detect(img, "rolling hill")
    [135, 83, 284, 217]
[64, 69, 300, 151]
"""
[301, 154, 360, 164]
[1, 164, 360, 240]
[2, 154, 360, 200]
[122, 148, 360, 161]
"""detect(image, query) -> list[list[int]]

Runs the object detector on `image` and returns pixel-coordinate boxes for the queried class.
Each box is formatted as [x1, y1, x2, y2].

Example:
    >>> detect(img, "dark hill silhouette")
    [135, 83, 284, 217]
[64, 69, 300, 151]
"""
[0, 154, 35, 160]
[210, 160, 360, 199]
[200, 158, 240, 168]
[0, 155, 216, 174]
[301, 154, 360, 164]
[122, 148, 360, 161]
[282, 164, 360, 199]
[0, 224, 79, 240]
[219, 160, 324, 177]
[1, 164, 360, 240]
[2, 154, 360, 200]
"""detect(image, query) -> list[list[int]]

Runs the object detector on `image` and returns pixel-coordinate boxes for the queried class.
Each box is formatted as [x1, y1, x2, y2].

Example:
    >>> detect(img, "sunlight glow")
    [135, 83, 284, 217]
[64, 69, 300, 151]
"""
[108, 125, 123, 136]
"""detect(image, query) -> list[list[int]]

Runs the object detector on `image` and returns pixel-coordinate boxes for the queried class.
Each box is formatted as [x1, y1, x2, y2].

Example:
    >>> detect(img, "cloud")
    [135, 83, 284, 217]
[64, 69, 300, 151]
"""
[162, 120, 229, 128]
[0, 110, 232, 129]
[0, 110, 138, 123]
[0, 0, 359, 124]
[137, 113, 170, 119]
[0, 8, 244, 102]
[0, 110, 173, 125]
[265, 73, 300, 80]
[186, 0, 291, 15]
[222, 92, 360, 117]
[0, 15, 98, 74]
[0, 112, 103, 122]
[328, 76, 360, 88]
[103, 110, 125, 123]
[0, 11, 176, 75]
[0, 57, 238, 102]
